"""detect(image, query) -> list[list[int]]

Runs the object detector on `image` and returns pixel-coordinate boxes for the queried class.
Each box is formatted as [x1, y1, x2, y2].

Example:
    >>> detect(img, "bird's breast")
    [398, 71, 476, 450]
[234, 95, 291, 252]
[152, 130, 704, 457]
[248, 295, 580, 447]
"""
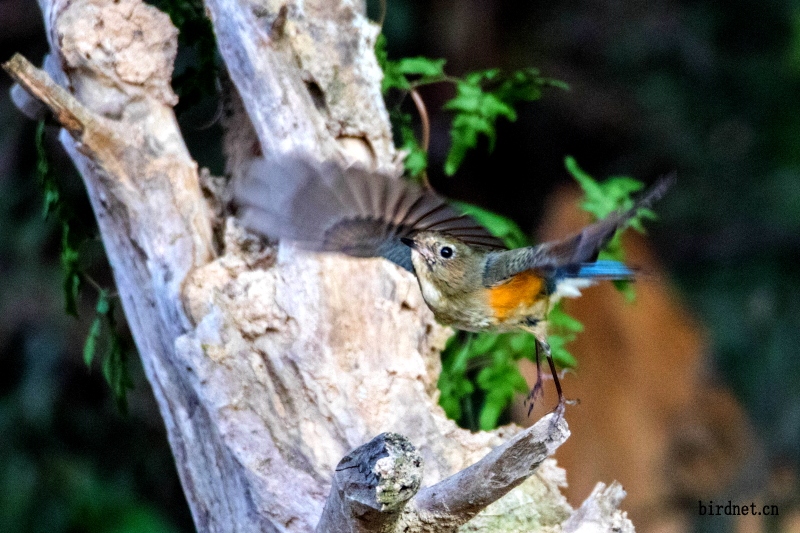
[486, 270, 549, 323]
[414, 268, 549, 332]
[414, 275, 496, 331]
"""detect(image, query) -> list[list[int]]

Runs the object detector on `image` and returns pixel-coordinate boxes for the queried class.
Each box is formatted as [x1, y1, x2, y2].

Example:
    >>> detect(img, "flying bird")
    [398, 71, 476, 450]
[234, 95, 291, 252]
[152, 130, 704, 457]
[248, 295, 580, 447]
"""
[235, 154, 674, 414]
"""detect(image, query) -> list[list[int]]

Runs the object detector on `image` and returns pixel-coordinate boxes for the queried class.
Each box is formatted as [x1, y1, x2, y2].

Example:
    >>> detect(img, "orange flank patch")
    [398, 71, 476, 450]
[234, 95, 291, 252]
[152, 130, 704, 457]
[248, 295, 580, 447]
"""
[487, 270, 546, 321]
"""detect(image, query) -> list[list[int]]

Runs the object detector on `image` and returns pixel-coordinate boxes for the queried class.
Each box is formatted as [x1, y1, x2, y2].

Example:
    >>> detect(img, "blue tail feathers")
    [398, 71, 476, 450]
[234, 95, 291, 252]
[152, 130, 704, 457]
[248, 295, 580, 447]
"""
[556, 260, 634, 280]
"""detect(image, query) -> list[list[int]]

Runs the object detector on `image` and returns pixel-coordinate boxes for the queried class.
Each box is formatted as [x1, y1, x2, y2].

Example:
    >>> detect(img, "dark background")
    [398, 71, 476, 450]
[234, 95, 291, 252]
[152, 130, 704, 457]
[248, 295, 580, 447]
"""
[2, 0, 800, 531]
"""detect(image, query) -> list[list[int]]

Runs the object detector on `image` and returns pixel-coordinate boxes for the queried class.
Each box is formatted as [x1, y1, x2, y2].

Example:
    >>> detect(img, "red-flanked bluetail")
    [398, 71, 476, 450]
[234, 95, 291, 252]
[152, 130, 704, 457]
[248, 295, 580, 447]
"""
[235, 154, 674, 415]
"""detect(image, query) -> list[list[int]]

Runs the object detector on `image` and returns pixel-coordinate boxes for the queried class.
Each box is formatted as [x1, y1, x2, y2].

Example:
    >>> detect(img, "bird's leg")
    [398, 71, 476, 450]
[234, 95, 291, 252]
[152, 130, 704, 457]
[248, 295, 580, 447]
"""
[524, 334, 566, 420]
[539, 339, 566, 420]
[525, 340, 544, 416]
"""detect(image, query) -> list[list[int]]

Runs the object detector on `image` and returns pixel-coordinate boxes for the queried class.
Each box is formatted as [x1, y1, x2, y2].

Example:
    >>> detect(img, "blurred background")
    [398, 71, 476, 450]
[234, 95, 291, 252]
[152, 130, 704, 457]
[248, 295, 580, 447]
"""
[2, 0, 800, 531]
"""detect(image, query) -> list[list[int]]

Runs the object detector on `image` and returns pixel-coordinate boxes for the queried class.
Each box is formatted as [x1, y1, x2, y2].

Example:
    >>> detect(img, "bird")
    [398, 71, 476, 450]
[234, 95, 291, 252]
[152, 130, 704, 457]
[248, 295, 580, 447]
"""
[234, 153, 674, 415]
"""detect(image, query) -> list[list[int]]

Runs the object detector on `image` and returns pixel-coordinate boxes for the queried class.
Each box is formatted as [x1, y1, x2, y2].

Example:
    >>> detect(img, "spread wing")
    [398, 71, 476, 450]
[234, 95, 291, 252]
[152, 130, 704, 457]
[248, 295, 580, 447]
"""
[482, 173, 675, 286]
[234, 154, 505, 272]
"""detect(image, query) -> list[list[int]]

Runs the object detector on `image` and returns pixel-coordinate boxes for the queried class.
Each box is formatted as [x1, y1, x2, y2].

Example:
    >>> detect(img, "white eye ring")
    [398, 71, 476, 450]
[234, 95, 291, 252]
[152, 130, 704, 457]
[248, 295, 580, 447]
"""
[440, 246, 454, 259]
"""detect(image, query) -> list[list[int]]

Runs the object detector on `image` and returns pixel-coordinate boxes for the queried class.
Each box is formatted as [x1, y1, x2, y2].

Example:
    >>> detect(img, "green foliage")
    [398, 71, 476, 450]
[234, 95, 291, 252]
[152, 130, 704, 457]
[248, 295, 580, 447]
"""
[451, 201, 530, 250]
[565, 155, 655, 230]
[546, 302, 584, 369]
[80, 288, 133, 415]
[377, 34, 446, 180]
[35, 120, 59, 218]
[36, 121, 83, 316]
[84, 310, 104, 367]
[376, 34, 447, 93]
[389, 108, 428, 180]
[565, 156, 654, 300]
[443, 69, 568, 176]
[476, 353, 528, 430]
[61, 225, 82, 317]
[377, 34, 566, 179]
[101, 299, 134, 414]
[0, 453, 182, 533]
[35, 122, 132, 413]
[439, 332, 530, 430]
[437, 334, 475, 422]
[377, 37, 650, 430]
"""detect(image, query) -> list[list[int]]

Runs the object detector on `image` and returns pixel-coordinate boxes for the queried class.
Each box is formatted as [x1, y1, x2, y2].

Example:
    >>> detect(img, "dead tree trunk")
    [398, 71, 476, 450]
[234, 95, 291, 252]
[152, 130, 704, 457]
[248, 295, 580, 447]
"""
[6, 0, 635, 530]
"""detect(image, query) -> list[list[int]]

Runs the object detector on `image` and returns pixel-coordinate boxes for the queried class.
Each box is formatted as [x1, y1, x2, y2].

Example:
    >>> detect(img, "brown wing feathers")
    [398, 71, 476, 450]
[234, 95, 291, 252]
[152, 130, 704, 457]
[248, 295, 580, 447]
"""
[482, 173, 675, 285]
[234, 154, 504, 271]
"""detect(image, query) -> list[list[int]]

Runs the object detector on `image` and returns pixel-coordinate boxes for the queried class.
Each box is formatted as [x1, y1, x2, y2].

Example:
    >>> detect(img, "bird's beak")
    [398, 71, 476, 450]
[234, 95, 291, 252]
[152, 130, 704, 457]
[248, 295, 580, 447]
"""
[400, 237, 417, 250]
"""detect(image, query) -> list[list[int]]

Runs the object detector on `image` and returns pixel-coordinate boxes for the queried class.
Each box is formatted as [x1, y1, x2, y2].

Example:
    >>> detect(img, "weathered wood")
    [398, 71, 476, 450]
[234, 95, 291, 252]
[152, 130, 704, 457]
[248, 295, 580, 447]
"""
[316, 415, 572, 532]
[317, 432, 423, 532]
[562, 482, 635, 533]
[411, 414, 567, 526]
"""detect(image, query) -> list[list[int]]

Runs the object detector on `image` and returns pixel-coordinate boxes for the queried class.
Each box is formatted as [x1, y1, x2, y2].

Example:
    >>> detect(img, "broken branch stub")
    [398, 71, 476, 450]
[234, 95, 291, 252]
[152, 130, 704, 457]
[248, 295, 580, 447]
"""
[317, 433, 423, 532]
[317, 415, 571, 532]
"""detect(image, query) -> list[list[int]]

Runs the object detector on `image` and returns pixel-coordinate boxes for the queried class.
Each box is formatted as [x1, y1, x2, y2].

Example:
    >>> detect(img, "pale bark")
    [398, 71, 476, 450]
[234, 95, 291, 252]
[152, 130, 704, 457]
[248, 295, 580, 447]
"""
[6, 0, 635, 530]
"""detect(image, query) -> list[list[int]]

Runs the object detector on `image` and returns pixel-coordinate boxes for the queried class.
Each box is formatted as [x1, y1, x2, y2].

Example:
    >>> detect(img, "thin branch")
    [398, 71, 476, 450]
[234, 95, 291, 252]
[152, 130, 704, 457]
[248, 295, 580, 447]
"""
[82, 272, 118, 300]
[411, 413, 569, 524]
[3, 54, 89, 134]
[377, 0, 387, 29]
[409, 88, 432, 189]
[409, 88, 430, 154]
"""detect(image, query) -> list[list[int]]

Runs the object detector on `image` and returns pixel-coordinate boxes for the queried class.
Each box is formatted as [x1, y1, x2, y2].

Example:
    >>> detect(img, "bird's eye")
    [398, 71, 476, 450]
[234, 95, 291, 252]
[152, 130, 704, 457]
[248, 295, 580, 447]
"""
[440, 246, 454, 259]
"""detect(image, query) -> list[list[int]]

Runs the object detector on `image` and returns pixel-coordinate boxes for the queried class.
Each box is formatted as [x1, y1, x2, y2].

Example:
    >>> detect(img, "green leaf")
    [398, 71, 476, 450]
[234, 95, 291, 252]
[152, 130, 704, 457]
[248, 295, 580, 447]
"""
[544, 302, 582, 370]
[377, 35, 409, 93]
[83, 316, 103, 367]
[565, 156, 602, 198]
[445, 114, 495, 175]
[95, 289, 110, 315]
[447, 336, 474, 374]
[548, 302, 584, 333]
[102, 334, 131, 414]
[566, 155, 651, 282]
[567, 157, 647, 221]
[444, 82, 484, 113]
[613, 279, 637, 303]
[402, 141, 428, 178]
[470, 332, 500, 354]
[479, 93, 516, 122]
[476, 363, 527, 430]
[382, 67, 411, 93]
[452, 201, 531, 249]
[439, 333, 477, 421]
[452, 112, 495, 137]
[438, 370, 474, 420]
[377, 35, 446, 94]
[83, 289, 112, 367]
[35, 121, 60, 219]
[101, 300, 134, 414]
[375, 33, 389, 68]
[548, 334, 578, 369]
[508, 331, 536, 355]
[478, 393, 504, 430]
[444, 68, 566, 175]
[396, 57, 446, 77]
[60, 225, 81, 317]
[478, 363, 527, 394]
[397, 112, 428, 179]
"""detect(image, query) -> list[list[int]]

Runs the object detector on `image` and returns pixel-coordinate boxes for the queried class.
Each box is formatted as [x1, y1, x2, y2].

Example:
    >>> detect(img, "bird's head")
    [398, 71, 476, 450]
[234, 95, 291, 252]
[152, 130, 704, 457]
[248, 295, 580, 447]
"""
[400, 232, 484, 299]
